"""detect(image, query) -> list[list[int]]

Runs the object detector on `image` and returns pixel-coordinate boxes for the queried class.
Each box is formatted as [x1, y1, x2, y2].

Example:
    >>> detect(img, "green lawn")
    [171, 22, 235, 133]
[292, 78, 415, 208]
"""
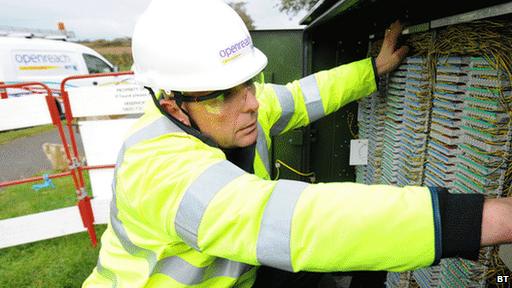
[0, 120, 107, 287]
[0, 121, 69, 145]
[0, 170, 92, 220]
[0, 124, 55, 145]
[0, 169, 102, 287]
[0, 225, 106, 288]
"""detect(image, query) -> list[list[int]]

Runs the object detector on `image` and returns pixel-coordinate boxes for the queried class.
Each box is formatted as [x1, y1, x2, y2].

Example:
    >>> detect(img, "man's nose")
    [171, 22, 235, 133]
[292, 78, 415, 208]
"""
[243, 87, 259, 112]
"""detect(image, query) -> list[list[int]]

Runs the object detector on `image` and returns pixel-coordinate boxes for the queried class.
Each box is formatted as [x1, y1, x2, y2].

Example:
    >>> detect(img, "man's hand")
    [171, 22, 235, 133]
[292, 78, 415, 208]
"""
[375, 20, 409, 76]
[481, 197, 512, 246]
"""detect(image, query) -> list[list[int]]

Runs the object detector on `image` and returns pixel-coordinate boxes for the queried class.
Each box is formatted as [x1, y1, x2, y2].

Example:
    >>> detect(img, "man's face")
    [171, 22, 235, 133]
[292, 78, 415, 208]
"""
[183, 82, 259, 148]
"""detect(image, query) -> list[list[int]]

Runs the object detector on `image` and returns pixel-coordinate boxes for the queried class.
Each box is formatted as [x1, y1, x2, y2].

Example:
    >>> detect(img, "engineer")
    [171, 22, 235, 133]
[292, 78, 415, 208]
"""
[83, 0, 512, 287]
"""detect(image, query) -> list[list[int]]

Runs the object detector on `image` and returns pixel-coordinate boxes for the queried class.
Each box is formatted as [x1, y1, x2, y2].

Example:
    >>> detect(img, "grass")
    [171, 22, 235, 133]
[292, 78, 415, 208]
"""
[0, 169, 101, 287]
[0, 225, 106, 288]
[102, 53, 133, 71]
[0, 45, 117, 285]
[0, 124, 55, 145]
[0, 170, 92, 220]
[81, 39, 134, 72]
[0, 120, 68, 145]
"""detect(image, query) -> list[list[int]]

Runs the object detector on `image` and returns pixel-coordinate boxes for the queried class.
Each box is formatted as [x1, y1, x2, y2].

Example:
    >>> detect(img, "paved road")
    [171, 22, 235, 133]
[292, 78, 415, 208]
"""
[0, 128, 84, 183]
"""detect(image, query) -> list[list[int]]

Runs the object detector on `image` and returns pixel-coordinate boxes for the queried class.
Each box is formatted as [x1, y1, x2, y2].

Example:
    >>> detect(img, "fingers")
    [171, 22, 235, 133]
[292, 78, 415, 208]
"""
[384, 20, 403, 47]
[388, 45, 409, 72]
[390, 20, 402, 33]
[394, 45, 409, 61]
[375, 20, 408, 75]
[385, 21, 399, 35]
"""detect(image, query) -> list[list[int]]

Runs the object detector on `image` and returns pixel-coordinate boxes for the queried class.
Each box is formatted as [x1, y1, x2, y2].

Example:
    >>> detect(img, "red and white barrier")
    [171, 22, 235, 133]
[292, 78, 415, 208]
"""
[0, 72, 150, 249]
[0, 82, 96, 248]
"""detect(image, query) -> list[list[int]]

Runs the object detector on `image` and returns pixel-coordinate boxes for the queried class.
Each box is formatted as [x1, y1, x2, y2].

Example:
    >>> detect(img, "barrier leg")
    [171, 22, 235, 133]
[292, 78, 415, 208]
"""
[0, 82, 7, 99]
[78, 196, 97, 247]
[47, 94, 98, 247]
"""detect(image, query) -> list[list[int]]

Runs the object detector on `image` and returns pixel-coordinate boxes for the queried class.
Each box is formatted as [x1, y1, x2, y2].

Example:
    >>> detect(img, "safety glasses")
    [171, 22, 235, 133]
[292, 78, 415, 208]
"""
[174, 77, 257, 103]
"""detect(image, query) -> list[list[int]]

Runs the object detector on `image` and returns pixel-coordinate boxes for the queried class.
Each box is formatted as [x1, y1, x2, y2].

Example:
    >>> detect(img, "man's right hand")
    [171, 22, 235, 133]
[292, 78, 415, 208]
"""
[481, 197, 512, 246]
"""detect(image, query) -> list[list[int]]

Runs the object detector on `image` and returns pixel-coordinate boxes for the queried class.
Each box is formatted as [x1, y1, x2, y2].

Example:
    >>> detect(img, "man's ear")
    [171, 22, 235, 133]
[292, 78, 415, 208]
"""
[159, 98, 191, 126]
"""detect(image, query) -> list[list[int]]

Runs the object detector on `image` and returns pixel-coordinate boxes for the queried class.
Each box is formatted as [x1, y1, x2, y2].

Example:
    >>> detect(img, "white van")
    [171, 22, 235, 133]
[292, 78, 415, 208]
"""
[0, 37, 118, 97]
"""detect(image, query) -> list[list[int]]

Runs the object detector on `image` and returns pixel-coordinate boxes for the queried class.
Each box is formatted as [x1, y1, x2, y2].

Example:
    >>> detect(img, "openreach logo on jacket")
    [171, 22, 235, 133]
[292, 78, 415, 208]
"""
[218, 36, 252, 64]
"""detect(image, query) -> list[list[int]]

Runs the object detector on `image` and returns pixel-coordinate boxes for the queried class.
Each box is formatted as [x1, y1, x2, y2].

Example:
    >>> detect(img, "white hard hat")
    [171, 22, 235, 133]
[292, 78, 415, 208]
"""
[132, 0, 268, 92]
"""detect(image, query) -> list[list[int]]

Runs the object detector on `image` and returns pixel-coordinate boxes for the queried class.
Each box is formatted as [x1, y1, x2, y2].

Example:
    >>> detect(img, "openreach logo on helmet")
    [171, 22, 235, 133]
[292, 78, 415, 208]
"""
[218, 36, 252, 64]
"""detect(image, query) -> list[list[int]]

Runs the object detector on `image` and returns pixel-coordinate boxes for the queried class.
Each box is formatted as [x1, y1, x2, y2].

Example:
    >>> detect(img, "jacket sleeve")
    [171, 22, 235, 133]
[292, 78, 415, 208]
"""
[130, 134, 439, 273]
[257, 57, 378, 137]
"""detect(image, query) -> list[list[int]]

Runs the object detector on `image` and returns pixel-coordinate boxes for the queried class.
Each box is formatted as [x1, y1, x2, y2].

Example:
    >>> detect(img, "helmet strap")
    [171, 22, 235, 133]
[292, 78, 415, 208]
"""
[146, 87, 256, 172]
[161, 90, 195, 124]
[146, 87, 218, 147]
[161, 90, 201, 130]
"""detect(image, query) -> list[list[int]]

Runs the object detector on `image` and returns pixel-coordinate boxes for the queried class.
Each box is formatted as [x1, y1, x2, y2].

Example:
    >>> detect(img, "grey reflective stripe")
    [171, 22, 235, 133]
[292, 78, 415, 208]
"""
[175, 160, 246, 250]
[124, 116, 182, 149]
[270, 84, 295, 136]
[256, 180, 308, 272]
[97, 257, 118, 288]
[110, 183, 157, 267]
[108, 116, 183, 268]
[100, 116, 181, 282]
[298, 74, 325, 122]
[105, 116, 252, 286]
[152, 256, 251, 285]
[256, 122, 271, 175]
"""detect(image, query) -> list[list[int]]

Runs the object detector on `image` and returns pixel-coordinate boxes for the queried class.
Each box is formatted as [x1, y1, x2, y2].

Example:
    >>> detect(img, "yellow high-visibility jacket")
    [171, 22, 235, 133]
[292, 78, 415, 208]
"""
[83, 58, 440, 287]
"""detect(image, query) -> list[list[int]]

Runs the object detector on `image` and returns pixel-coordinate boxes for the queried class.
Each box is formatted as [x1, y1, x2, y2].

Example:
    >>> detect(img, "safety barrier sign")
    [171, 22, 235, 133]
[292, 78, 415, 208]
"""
[0, 71, 148, 248]
[61, 71, 148, 202]
[0, 82, 96, 248]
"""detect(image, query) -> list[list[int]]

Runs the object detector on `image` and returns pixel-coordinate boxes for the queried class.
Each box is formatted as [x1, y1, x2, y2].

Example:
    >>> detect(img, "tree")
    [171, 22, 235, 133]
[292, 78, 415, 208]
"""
[278, 0, 320, 15]
[228, 1, 255, 30]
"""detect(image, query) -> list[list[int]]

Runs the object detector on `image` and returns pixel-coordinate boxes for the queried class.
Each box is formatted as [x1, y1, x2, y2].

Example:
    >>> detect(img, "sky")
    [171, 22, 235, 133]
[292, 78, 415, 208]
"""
[0, 0, 308, 40]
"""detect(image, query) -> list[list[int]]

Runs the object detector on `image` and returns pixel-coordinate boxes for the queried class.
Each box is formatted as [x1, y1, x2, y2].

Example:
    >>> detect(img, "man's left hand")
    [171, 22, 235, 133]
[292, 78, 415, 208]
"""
[375, 20, 409, 76]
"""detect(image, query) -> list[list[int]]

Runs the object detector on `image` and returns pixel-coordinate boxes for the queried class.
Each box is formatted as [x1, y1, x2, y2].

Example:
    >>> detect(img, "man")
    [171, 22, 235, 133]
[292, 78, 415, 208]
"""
[83, 0, 512, 287]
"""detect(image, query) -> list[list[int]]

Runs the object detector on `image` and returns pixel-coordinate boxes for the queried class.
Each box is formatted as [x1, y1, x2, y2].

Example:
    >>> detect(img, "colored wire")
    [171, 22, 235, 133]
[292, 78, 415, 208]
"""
[347, 111, 358, 138]
[365, 19, 512, 285]
[273, 159, 316, 183]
